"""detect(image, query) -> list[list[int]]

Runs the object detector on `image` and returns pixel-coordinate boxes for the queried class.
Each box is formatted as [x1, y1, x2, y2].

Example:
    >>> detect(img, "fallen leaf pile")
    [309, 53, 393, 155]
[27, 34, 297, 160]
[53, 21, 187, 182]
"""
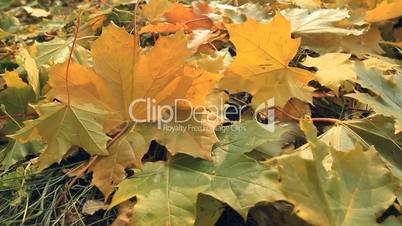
[0, 0, 401, 225]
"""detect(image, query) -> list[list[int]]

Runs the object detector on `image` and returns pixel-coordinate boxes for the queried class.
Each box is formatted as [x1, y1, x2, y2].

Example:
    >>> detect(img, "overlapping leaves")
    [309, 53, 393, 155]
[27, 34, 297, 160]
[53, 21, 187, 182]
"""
[275, 120, 398, 226]
[110, 121, 290, 226]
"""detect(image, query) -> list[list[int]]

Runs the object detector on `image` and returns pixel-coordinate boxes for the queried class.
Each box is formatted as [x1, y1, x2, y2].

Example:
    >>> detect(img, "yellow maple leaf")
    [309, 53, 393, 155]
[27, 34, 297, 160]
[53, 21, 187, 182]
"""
[142, 0, 172, 21]
[3, 71, 27, 88]
[303, 53, 356, 94]
[366, 0, 402, 22]
[220, 14, 314, 107]
[226, 16, 299, 74]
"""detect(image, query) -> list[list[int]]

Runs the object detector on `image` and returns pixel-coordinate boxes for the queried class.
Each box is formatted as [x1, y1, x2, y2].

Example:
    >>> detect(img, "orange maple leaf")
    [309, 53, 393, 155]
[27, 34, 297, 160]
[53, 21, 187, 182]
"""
[48, 24, 220, 126]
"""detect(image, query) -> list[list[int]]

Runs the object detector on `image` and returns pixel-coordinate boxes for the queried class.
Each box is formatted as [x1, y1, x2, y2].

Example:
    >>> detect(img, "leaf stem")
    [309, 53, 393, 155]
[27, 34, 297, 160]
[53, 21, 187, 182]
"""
[0, 113, 37, 120]
[274, 107, 339, 124]
[65, 9, 83, 106]
[183, 17, 210, 25]
[132, 0, 142, 36]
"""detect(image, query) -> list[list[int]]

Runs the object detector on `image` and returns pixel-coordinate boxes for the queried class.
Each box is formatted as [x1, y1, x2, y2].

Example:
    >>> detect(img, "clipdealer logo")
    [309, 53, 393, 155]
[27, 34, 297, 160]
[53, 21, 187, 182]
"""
[253, 98, 275, 132]
[128, 97, 275, 132]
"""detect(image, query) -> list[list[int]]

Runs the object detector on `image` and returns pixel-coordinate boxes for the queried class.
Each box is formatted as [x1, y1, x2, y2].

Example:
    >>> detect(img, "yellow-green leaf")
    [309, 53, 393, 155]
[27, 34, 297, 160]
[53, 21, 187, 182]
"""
[347, 64, 402, 133]
[110, 121, 290, 226]
[10, 102, 110, 170]
[276, 120, 398, 226]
